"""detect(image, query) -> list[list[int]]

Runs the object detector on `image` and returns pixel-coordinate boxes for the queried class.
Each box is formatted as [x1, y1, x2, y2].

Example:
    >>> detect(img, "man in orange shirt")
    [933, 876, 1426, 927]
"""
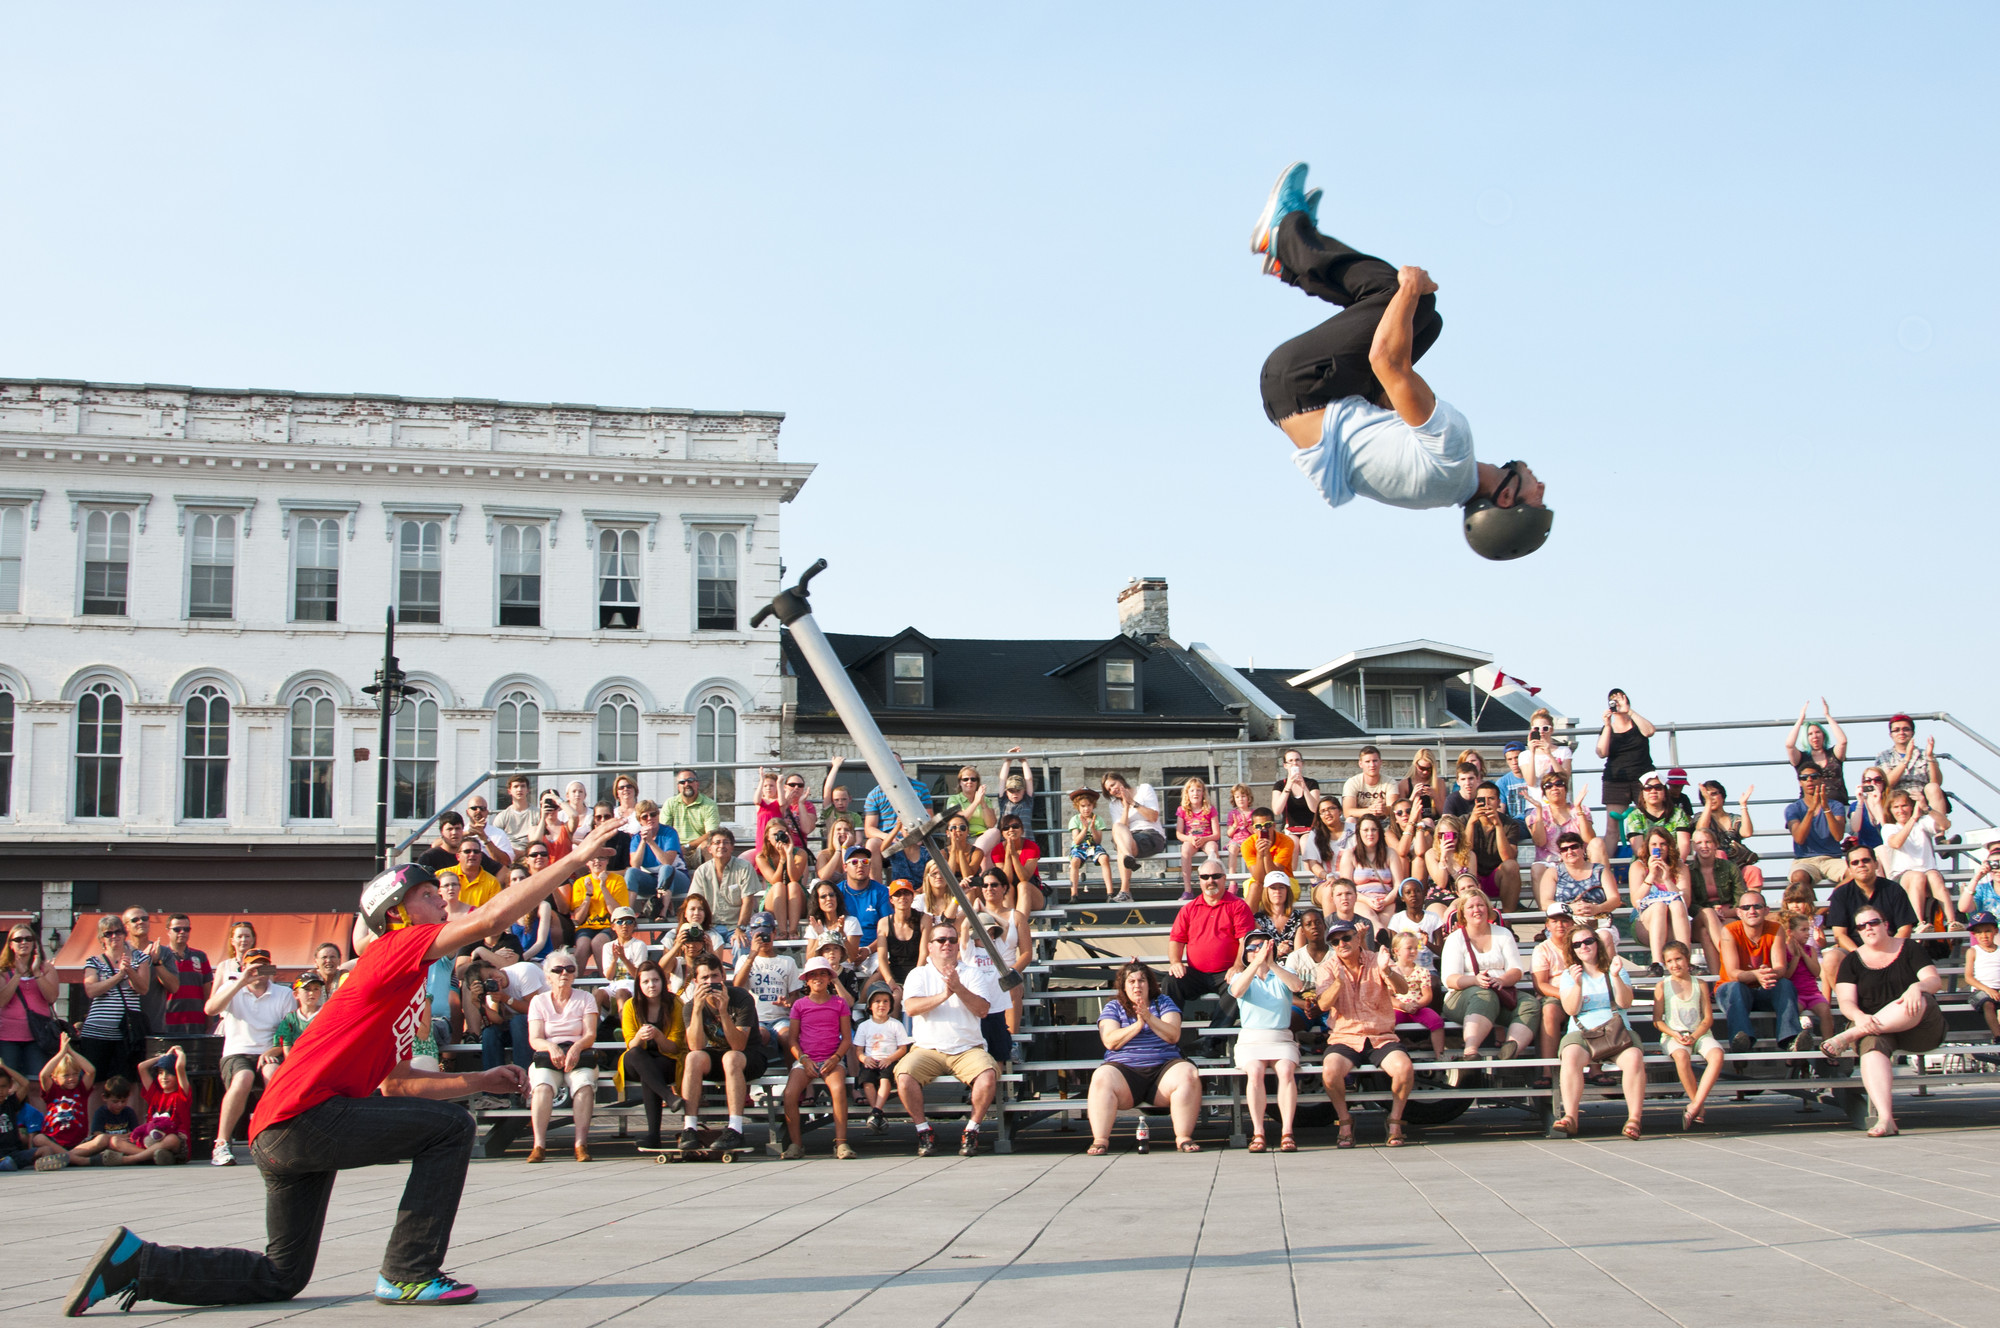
[1713, 889, 1801, 1053]
[1241, 809, 1295, 912]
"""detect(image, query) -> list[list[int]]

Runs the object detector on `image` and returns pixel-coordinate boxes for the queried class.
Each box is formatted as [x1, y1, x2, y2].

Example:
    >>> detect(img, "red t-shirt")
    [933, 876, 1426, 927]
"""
[250, 923, 442, 1142]
[1169, 894, 1256, 974]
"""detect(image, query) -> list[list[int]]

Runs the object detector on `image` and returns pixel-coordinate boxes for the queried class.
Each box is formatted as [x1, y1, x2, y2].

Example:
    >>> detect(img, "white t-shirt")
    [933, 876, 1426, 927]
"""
[501, 961, 548, 1005]
[738, 954, 802, 1022]
[1388, 911, 1445, 954]
[1342, 773, 1398, 814]
[1282, 947, 1328, 986]
[854, 1016, 912, 1063]
[220, 985, 297, 1057]
[604, 936, 649, 984]
[1969, 942, 2000, 988]
[1112, 785, 1164, 840]
[1294, 396, 1479, 512]
[904, 958, 1002, 1055]
[1441, 928, 1523, 982]
[803, 915, 862, 953]
[1881, 815, 1941, 875]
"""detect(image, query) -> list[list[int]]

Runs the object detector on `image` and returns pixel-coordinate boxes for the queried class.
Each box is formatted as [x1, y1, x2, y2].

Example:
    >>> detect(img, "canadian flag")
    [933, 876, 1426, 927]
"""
[1492, 670, 1542, 696]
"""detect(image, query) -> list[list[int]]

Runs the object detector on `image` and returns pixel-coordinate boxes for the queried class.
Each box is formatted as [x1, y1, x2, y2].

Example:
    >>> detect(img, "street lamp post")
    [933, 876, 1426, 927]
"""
[360, 607, 407, 870]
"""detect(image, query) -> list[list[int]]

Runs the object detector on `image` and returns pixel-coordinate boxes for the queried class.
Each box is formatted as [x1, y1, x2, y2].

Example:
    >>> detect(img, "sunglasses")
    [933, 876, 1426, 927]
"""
[1199, 872, 1227, 881]
[1572, 936, 1598, 947]
[547, 965, 578, 974]
[933, 936, 960, 945]
[1856, 918, 1886, 930]
[168, 925, 191, 933]
[1333, 932, 1362, 944]
[677, 779, 697, 786]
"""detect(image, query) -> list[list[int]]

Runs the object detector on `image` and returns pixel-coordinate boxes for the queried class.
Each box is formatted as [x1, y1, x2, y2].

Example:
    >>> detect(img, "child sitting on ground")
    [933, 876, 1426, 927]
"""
[33, 1033, 96, 1169]
[782, 957, 855, 1159]
[133, 1045, 193, 1165]
[1066, 789, 1114, 903]
[852, 983, 911, 1136]
[0, 1061, 39, 1172]
[1386, 931, 1448, 1062]
[66, 1074, 140, 1166]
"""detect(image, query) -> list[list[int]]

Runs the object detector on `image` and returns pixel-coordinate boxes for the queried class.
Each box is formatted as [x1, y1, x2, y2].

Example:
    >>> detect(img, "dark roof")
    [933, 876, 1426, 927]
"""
[784, 630, 1243, 738]
[1237, 669, 1370, 740]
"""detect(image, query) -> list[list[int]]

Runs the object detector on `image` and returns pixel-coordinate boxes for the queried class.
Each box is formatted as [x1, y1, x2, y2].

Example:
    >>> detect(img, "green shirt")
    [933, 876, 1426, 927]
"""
[661, 794, 721, 844]
[1622, 804, 1691, 843]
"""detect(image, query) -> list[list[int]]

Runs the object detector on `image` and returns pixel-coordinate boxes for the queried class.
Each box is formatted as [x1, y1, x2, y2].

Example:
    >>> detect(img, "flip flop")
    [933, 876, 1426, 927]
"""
[1086, 1140, 1110, 1156]
[1552, 1115, 1580, 1138]
[1176, 1138, 1201, 1153]
[1622, 1119, 1642, 1141]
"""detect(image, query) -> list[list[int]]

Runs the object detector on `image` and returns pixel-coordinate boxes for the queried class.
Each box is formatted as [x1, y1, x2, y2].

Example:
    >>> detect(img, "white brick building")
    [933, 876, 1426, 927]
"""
[0, 378, 812, 915]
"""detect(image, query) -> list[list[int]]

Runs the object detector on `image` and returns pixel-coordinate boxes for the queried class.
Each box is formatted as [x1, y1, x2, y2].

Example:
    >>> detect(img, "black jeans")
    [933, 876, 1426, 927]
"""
[1259, 211, 1443, 423]
[135, 1094, 475, 1305]
[1163, 967, 1239, 1046]
[621, 1046, 680, 1139]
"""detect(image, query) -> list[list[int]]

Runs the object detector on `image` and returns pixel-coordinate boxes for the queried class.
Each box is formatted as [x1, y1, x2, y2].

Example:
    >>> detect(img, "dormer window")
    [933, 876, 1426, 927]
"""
[892, 652, 929, 707]
[1103, 657, 1138, 711]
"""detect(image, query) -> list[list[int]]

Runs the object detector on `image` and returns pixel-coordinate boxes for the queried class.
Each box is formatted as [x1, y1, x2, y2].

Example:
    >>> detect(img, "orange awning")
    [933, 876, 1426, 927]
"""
[52, 913, 354, 983]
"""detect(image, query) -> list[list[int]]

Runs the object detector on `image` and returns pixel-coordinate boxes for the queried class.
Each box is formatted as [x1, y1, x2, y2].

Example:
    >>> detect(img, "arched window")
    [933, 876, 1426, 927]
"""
[597, 528, 641, 629]
[695, 530, 737, 631]
[393, 689, 439, 820]
[288, 685, 337, 821]
[695, 691, 739, 817]
[496, 689, 540, 778]
[0, 686, 14, 818]
[595, 690, 639, 802]
[182, 684, 230, 820]
[75, 680, 123, 818]
[396, 519, 442, 623]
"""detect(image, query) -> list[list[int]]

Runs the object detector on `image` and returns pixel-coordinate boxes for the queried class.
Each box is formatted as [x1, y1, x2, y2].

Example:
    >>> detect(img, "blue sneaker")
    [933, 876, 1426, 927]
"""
[1303, 186, 1322, 230]
[374, 1274, 480, 1306]
[1250, 161, 1310, 274]
[63, 1226, 147, 1316]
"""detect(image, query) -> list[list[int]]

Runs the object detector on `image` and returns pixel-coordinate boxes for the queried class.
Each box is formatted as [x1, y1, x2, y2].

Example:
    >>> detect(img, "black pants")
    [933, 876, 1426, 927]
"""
[1163, 967, 1239, 1043]
[134, 1095, 475, 1305]
[621, 1046, 680, 1139]
[1258, 212, 1443, 423]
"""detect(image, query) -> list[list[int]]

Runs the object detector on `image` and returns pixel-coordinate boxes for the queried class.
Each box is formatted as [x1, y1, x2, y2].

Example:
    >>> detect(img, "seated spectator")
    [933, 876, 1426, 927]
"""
[1957, 842, 2000, 921]
[1652, 940, 1725, 1127]
[535, 788, 574, 862]
[1630, 828, 1693, 976]
[624, 800, 684, 918]
[780, 957, 856, 1160]
[1784, 767, 1850, 887]
[1820, 905, 1944, 1137]
[1301, 798, 1351, 887]
[677, 953, 764, 1156]
[977, 873, 1032, 1034]
[1101, 772, 1166, 901]
[1441, 892, 1536, 1060]
[263, 973, 328, 1081]
[887, 835, 935, 900]
[941, 765, 999, 855]
[1283, 908, 1330, 1047]
[0, 1057, 39, 1172]
[1229, 929, 1305, 1152]
[1387, 800, 1436, 898]
[1714, 890, 1801, 1052]
[1544, 832, 1622, 927]
[853, 983, 911, 1135]
[1087, 960, 1200, 1155]
[815, 816, 872, 885]
[1166, 867, 1255, 1056]
[1255, 873, 1301, 955]
[66, 1073, 141, 1166]
[1398, 748, 1446, 820]
[567, 845, 630, 976]
[1067, 788, 1116, 903]
[1494, 742, 1534, 821]
[415, 810, 504, 878]
[203, 947, 293, 1167]
[1531, 903, 1615, 1067]
[937, 812, 989, 888]
[594, 908, 649, 1017]
[873, 882, 928, 1006]
[618, 962, 685, 1150]
[816, 935, 865, 1015]
[1850, 766, 1890, 854]
[661, 769, 722, 853]
[439, 837, 500, 911]
[1343, 744, 1399, 820]
[1241, 810, 1297, 911]
[1551, 927, 1645, 1139]
[1876, 715, 1937, 800]
[690, 828, 757, 943]
[131, 1045, 193, 1166]
[1964, 913, 2000, 1045]
[1175, 776, 1222, 894]
[1, 923, 60, 1078]
[1527, 776, 1599, 908]
[1687, 829, 1744, 973]
[897, 921, 1004, 1157]
[1224, 784, 1257, 875]
[763, 769, 820, 857]
[526, 949, 599, 1163]
[989, 816, 1045, 915]
[32, 1033, 94, 1169]
[834, 842, 891, 945]
[1423, 816, 1477, 900]
[802, 880, 863, 966]
[733, 912, 800, 1052]
[1339, 815, 1403, 933]
[662, 913, 722, 996]
[1317, 917, 1415, 1147]
[675, 893, 735, 969]
[1786, 700, 1851, 804]
[1783, 909, 1836, 1047]
[465, 936, 540, 1079]
[1622, 770, 1692, 864]
[1824, 843, 1920, 997]
[1692, 779, 1763, 891]
[1322, 879, 1378, 955]
[918, 858, 960, 923]
[1881, 787, 1958, 930]
[1388, 877, 1447, 949]
[1386, 930, 1446, 1064]
[753, 819, 812, 940]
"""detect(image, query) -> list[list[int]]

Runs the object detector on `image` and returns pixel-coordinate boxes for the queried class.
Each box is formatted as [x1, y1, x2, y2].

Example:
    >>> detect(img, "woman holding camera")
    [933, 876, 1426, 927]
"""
[1594, 688, 1657, 820]
[526, 949, 598, 1163]
[753, 819, 812, 939]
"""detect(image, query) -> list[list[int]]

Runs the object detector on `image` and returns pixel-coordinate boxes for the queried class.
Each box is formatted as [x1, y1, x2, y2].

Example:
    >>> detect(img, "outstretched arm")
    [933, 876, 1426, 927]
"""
[1368, 267, 1439, 426]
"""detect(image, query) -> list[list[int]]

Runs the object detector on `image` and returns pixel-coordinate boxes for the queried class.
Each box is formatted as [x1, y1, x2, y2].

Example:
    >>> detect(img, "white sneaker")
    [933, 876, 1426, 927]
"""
[211, 1140, 236, 1167]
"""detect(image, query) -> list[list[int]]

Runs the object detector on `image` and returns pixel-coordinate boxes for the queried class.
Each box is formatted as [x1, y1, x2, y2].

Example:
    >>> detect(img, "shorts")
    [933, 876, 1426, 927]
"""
[575, 927, 613, 946]
[896, 1045, 998, 1088]
[220, 1053, 263, 1084]
[1971, 990, 1997, 1016]
[1558, 1029, 1632, 1059]
[1069, 843, 1110, 863]
[1789, 856, 1848, 885]
[1130, 828, 1168, 859]
[1661, 1031, 1723, 1058]
[1600, 777, 1640, 810]
[1856, 1001, 1947, 1059]
[760, 1018, 792, 1039]
[1323, 1042, 1402, 1069]
[1638, 888, 1683, 911]
[856, 1063, 888, 1088]
[699, 1043, 770, 1083]
[530, 1048, 598, 1094]
[1109, 1057, 1184, 1105]
[1233, 1028, 1301, 1070]
[1473, 871, 1500, 900]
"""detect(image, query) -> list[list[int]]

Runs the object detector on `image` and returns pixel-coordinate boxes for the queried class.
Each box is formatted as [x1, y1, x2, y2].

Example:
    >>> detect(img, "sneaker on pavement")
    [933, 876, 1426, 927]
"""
[1250, 160, 1310, 274]
[63, 1226, 148, 1317]
[959, 1129, 980, 1157]
[211, 1140, 235, 1167]
[37, 1152, 71, 1171]
[915, 1127, 936, 1157]
[715, 1127, 745, 1153]
[868, 1109, 886, 1135]
[373, 1274, 479, 1306]
[678, 1126, 701, 1153]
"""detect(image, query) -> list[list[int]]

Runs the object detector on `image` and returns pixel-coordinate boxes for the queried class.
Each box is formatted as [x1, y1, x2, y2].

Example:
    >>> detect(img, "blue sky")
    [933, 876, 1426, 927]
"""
[4, 4, 1996, 769]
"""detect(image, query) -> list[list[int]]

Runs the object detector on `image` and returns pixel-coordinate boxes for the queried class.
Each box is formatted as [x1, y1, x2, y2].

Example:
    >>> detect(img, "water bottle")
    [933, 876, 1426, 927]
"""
[1134, 1118, 1149, 1154]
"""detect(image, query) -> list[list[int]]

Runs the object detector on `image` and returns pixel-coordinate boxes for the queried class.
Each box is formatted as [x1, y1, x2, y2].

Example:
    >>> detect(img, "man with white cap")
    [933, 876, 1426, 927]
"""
[64, 818, 624, 1315]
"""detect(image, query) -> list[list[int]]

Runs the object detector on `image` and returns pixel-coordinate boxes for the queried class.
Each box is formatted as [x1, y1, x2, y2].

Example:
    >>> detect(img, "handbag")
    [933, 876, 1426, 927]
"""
[15, 983, 60, 1057]
[1581, 1015, 1634, 1061]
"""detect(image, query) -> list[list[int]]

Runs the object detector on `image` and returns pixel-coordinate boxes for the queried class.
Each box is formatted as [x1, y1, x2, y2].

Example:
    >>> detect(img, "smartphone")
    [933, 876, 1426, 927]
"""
[1650, 846, 1662, 860]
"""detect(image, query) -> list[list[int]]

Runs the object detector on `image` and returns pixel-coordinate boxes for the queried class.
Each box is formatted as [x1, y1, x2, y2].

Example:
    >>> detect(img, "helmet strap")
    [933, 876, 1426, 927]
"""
[1493, 463, 1524, 508]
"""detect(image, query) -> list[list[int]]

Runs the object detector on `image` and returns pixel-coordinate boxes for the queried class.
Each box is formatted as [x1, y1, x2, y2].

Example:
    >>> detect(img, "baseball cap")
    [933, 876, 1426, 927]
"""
[888, 879, 916, 896]
[1244, 927, 1277, 948]
[1262, 871, 1292, 891]
[862, 981, 895, 1003]
[360, 863, 437, 930]
[748, 910, 777, 935]
[1638, 770, 1666, 788]
[1503, 741, 1525, 754]
[1666, 767, 1689, 787]
[974, 911, 1003, 931]
[611, 906, 638, 922]
[844, 845, 871, 860]
[293, 972, 325, 991]
[1326, 917, 1358, 937]
[1970, 912, 1999, 931]
[1545, 900, 1573, 919]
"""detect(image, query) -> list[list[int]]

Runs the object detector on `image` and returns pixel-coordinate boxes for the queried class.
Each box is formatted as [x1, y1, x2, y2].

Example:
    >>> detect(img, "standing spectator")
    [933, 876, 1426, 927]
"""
[1166, 868, 1255, 1054]
[1, 924, 59, 1077]
[1224, 784, 1257, 873]
[1783, 910, 1837, 1048]
[624, 800, 685, 917]
[536, 789, 574, 862]
[1316, 918, 1415, 1147]
[1342, 746, 1398, 819]
[944, 766, 999, 854]
[567, 845, 629, 976]
[1653, 940, 1725, 1128]
[1440, 893, 1535, 1060]
[525, 949, 598, 1163]
[157, 915, 213, 1034]
[1881, 787, 1958, 930]
[1241, 809, 1297, 911]
[1623, 770, 1693, 862]
[1713, 890, 1800, 1052]
[661, 769, 722, 850]
[780, 957, 855, 1160]
[77, 915, 152, 1099]
[1876, 715, 1936, 798]
[896, 921, 1003, 1157]
[677, 953, 764, 1155]
[122, 909, 179, 1037]
[1693, 780, 1762, 891]
[989, 816, 1045, 915]
[690, 828, 758, 942]
[837, 846, 893, 947]
[1784, 767, 1850, 888]
[1785, 700, 1851, 803]
[1397, 748, 1445, 821]
[1086, 961, 1201, 1155]
[1101, 772, 1166, 899]
[1631, 827, 1693, 976]
[1466, 782, 1523, 910]
[862, 751, 933, 851]
[1594, 687, 1657, 819]
[1522, 711, 1572, 789]
[1175, 776, 1222, 894]
[1067, 788, 1116, 903]
[754, 819, 813, 939]
[1272, 749, 1323, 840]
[1229, 929, 1305, 1152]
[203, 948, 294, 1166]
[617, 962, 684, 1150]
[1819, 906, 1944, 1137]
[1551, 928, 1645, 1139]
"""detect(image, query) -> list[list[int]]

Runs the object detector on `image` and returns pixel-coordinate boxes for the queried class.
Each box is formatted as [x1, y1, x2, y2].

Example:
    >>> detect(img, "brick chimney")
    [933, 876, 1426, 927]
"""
[1117, 576, 1169, 643]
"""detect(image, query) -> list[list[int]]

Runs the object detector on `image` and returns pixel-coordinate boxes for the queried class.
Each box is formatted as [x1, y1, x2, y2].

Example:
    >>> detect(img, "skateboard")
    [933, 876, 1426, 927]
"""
[639, 1129, 752, 1163]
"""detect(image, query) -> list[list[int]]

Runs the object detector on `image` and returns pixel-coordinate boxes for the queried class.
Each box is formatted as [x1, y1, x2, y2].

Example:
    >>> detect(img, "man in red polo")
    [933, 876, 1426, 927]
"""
[1165, 862, 1255, 1056]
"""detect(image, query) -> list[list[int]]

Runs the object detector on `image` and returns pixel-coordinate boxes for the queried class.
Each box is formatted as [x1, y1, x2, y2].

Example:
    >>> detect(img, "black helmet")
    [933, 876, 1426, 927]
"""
[1462, 462, 1552, 561]
[360, 863, 438, 930]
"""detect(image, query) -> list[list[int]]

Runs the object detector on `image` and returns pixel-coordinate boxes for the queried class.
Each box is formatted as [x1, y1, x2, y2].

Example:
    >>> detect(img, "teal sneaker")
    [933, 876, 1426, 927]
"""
[63, 1226, 146, 1316]
[375, 1274, 480, 1306]
[1250, 161, 1310, 274]
[1303, 186, 1322, 230]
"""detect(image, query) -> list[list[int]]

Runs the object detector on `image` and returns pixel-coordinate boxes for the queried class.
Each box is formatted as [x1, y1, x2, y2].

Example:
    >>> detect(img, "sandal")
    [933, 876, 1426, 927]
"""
[1622, 1118, 1642, 1141]
[1336, 1121, 1355, 1149]
[1387, 1120, 1406, 1148]
[1176, 1138, 1201, 1153]
[1246, 1135, 1267, 1153]
[1278, 1134, 1297, 1152]
[1086, 1140, 1110, 1155]
[1867, 1122, 1900, 1138]
[1680, 1108, 1696, 1132]
[1552, 1115, 1580, 1138]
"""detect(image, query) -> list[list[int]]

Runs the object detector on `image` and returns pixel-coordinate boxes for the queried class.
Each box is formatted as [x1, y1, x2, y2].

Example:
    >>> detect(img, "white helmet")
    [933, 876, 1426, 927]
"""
[360, 864, 437, 930]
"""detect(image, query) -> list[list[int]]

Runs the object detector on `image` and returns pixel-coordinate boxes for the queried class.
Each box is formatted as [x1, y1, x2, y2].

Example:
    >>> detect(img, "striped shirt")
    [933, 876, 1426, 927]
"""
[163, 948, 213, 1032]
[79, 952, 149, 1040]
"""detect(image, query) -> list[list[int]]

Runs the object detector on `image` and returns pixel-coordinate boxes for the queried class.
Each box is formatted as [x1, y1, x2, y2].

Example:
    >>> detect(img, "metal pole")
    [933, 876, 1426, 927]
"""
[363, 608, 405, 870]
[753, 561, 1021, 990]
